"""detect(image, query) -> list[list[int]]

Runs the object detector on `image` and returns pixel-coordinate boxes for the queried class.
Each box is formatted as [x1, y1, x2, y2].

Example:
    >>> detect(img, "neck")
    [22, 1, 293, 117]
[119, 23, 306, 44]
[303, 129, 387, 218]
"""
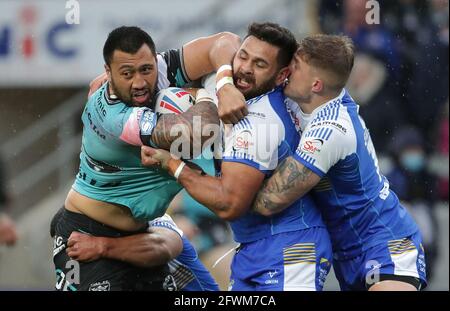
[300, 91, 341, 114]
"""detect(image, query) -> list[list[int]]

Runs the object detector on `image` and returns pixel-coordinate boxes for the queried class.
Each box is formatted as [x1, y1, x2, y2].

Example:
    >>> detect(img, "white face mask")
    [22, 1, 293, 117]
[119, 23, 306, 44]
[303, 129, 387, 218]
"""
[400, 151, 425, 173]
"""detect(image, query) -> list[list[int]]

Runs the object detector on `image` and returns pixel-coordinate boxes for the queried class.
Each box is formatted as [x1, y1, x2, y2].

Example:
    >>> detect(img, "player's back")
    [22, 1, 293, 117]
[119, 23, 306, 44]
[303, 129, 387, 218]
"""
[293, 90, 419, 259]
[223, 87, 325, 244]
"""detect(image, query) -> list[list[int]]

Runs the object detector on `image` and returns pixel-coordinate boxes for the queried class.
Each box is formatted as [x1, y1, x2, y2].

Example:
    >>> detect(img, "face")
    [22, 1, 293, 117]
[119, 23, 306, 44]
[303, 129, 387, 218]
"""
[105, 44, 157, 107]
[284, 53, 316, 104]
[232, 36, 288, 100]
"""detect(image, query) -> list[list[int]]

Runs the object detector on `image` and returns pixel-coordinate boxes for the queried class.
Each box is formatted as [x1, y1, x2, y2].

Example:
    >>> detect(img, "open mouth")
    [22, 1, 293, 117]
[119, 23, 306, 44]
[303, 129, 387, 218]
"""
[132, 90, 150, 104]
[236, 78, 253, 91]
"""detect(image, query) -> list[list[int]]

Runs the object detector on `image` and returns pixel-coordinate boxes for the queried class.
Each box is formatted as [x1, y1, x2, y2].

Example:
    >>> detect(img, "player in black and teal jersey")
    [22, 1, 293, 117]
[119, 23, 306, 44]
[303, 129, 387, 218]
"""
[52, 26, 244, 291]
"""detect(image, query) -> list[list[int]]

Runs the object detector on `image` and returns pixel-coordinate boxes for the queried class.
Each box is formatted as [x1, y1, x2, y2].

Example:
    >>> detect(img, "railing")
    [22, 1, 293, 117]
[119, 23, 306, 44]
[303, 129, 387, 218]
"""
[0, 91, 86, 214]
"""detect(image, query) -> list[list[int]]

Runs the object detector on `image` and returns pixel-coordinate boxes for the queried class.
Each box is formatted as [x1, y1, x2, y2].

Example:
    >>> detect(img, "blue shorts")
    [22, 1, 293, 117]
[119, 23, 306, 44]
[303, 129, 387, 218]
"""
[333, 231, 427, 290]
[229, 227, 332, 291]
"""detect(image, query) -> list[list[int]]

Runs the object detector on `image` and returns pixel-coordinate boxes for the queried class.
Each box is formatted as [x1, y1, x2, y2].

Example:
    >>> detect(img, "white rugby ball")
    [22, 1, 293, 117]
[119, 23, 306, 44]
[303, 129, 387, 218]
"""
[155, 87, 194, 114]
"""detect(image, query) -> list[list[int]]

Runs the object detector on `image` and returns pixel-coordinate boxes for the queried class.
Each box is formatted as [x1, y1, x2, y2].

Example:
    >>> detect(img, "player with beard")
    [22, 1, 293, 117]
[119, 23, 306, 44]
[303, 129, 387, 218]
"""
[142, 23, 332, 291]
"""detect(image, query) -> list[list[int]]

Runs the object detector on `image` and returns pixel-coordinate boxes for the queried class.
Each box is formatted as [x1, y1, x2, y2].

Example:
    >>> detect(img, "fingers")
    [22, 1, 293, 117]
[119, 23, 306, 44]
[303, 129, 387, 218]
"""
[141, 145, 157, 156]
[141, 146, 160, 166]
[66, 247, 78, 260]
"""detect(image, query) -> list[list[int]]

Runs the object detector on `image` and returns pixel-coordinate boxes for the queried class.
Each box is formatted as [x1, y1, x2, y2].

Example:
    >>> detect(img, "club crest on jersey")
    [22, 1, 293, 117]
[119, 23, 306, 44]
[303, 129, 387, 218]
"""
[89, 280, 111, 291]
[139, 110, 156, 135]
[302, 139, 323, 154]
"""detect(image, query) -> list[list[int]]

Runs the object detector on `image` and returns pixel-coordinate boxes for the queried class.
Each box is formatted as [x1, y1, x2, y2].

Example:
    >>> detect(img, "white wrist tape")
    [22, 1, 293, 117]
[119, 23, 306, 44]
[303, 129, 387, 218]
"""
[215, 76, 234, 94]
[217, 64, 233, 75]
[174, 161, 186, 179]
[196, 88, 214, 103]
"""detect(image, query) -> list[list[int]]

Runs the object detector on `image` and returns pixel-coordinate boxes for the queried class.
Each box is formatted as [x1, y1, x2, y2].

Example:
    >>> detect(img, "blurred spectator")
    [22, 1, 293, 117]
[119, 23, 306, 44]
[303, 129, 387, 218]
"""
[386, 126, 439, 282]
[320, 0, 401, 75]
[428, 100, 449, 201]
[406, 0, 449, 143]
[318, 0, 449, 153]
[0, 156, 18, 246]
[347, 53, 406, 152]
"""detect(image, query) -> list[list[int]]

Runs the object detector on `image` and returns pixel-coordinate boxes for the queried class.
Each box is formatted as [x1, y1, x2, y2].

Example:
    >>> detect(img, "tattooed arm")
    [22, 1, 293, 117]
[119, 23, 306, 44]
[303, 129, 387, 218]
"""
[252, 156, 321, 216]
[150, 97, 219, 154]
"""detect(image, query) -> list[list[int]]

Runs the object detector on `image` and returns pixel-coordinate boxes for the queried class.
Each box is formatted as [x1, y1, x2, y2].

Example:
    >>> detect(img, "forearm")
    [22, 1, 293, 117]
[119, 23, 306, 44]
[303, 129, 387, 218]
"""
[151, 100, 219, 151]
[101, 233, 176, 268]
[253, 157, 314, 216]
[177, 167, 237, 221]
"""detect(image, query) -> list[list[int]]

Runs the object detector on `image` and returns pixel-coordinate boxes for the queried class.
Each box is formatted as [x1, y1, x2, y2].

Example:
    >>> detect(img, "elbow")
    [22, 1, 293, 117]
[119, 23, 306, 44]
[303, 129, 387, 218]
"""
[218, 32, 241, 48]
[217, 201, 247, 221]
[256, 207, 277, 217]
[209, 32, 241, 62]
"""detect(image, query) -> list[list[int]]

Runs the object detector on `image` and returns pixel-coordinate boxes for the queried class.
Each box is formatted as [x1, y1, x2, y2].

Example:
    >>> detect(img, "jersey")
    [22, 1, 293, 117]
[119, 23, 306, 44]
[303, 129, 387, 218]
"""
[288, 89, 419, 260]
[149, 215, 219, 291]
[72, 50, 190, 222]
[222, 87, 325, 243]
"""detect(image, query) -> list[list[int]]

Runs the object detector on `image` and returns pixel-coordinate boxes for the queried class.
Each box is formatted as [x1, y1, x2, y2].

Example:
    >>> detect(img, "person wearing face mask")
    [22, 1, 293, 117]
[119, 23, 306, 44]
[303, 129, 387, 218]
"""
[386, 126, 440, 284]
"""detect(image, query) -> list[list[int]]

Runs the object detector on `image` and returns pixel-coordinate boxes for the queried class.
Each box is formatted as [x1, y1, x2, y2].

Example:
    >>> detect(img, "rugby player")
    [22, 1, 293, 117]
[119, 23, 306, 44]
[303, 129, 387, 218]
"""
[51, 209, 219, 291]
[142, 23, 333, 291]
[251, 34, 427, 291]
[53, 26, 244, 291]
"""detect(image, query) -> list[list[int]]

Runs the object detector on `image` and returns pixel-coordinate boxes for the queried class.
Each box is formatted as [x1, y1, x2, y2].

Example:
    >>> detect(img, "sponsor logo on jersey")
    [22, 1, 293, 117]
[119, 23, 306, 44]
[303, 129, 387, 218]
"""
[311, 121, 347, 134]
[248, 111, 267, 119]
[232, 129, 254, 152]
[302, 139, 323, 154]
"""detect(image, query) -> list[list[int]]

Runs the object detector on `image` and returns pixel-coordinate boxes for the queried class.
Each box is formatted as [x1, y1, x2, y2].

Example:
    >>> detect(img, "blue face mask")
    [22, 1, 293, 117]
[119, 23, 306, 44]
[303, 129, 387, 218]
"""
[400, 152, 425, 172]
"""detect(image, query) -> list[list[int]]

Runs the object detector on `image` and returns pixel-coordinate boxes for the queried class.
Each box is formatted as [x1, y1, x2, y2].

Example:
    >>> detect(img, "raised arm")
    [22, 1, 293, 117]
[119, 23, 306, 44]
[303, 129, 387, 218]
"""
[66, 227, 183, 268]
[182, 32, 247, 124]
[252, 156, 321, 216]
[182, 32, 240, 81]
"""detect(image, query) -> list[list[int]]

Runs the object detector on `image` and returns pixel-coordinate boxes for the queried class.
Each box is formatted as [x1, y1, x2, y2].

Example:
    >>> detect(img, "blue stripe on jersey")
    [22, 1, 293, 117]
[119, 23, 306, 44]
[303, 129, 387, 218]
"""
[312, 100, 341, 123]
[304, 90, 419, 259]
[228, 87, 325, 243]
[294, 152, 325, 178]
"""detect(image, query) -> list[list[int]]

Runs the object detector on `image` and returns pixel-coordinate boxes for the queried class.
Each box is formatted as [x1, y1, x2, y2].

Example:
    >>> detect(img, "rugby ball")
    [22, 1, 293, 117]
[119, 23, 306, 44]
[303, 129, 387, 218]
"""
[155, 87, 195, 114]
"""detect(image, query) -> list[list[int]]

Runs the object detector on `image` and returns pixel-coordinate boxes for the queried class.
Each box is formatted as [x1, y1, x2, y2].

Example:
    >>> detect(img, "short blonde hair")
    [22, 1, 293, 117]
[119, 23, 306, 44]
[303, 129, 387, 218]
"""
[298, 34, 355, 90]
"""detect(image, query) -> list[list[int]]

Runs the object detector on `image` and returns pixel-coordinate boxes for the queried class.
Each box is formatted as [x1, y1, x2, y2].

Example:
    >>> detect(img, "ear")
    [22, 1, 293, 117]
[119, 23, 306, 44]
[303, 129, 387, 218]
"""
[104, 64, 111, 81]
[312, 78, 323, 93]
[275, 67, 290, 86]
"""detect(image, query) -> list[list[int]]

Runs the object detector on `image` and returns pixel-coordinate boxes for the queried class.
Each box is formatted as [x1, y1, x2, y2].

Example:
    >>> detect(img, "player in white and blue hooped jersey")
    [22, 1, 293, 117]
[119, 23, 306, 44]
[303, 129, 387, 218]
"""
[142, 23, 332, 291]
[253, 34, 427, 291]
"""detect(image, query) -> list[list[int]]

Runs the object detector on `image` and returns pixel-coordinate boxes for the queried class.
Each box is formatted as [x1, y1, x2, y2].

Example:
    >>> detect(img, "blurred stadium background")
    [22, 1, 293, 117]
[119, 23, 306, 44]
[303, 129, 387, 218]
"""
[0, 0, 448, 291]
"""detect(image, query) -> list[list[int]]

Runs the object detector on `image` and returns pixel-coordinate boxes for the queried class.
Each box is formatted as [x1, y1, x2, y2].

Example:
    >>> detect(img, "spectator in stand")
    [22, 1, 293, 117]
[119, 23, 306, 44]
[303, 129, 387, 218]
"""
[387, 126, 439, 282]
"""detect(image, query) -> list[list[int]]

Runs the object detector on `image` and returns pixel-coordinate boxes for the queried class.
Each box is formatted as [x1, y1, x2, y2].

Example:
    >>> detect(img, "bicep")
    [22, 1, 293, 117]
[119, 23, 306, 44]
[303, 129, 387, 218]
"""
[182, 32, 240, 81]
[254, 156, 321, 216]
